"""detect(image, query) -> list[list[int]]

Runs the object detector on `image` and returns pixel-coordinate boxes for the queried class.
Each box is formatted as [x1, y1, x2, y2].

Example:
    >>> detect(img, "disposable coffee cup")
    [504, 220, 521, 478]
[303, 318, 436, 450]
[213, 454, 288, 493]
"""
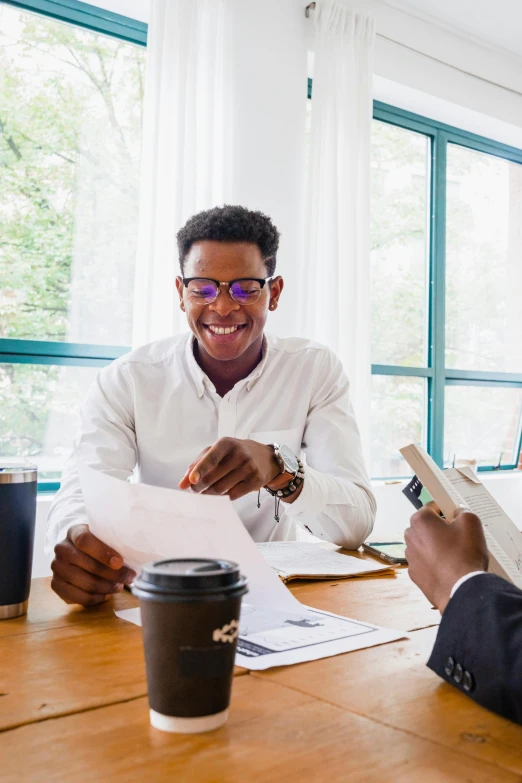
[132, 558, 248, 734]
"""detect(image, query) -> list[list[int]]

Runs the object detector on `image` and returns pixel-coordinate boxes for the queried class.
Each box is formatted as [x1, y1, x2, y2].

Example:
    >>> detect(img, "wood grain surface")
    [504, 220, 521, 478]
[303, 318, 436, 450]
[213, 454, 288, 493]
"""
[1, 573, 519, 782]
[0, 581, 244, 732]
[253, 626, 522, 775]
[2, 676, 520, 783]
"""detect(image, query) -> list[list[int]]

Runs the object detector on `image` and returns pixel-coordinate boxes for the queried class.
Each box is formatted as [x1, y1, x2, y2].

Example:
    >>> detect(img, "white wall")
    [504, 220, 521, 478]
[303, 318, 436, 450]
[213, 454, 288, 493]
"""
[372, 2, 522, 104]
[307, 2, 522, 139]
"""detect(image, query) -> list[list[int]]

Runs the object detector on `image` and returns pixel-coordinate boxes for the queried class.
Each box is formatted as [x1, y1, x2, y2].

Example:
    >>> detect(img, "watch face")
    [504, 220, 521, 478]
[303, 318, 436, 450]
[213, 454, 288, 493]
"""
[279, 445, 299, 474]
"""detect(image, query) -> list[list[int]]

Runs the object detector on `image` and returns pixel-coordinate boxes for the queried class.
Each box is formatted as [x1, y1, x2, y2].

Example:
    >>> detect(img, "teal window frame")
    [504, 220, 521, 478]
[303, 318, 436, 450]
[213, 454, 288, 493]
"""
[308, 78, 522, 476]
[372, 101, 522, 476]
[1, 0, 147, 491]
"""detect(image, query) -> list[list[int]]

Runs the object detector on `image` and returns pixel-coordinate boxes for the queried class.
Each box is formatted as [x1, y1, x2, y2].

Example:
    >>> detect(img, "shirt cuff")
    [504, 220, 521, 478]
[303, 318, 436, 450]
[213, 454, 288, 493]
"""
[450, 571, 486, 599]
[281, 465, 331, 518]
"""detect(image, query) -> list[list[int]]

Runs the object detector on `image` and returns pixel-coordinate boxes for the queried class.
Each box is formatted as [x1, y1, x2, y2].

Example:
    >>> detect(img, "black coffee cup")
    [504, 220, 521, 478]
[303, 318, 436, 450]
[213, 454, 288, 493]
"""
[0, 464, 37, 620]
[132, 558, 248, 733]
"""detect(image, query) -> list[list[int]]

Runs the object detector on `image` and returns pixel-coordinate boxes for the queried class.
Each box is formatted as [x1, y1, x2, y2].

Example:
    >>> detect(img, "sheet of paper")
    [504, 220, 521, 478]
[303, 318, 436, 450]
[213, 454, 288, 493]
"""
[445, 467, 522, 588]
[79, 462, 298, 610]
[257, 541, 393, 579]
[400, 444, 522, 589]
[81, 464, 405, 671]
[116, 603, 406, 671]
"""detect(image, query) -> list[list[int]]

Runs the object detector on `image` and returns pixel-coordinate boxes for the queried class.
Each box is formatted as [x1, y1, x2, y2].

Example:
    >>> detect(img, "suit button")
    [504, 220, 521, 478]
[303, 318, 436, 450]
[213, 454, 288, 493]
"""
[454, 663, 464, 684]
[444, 657, 455, 677]
[463, 670, 475, 692]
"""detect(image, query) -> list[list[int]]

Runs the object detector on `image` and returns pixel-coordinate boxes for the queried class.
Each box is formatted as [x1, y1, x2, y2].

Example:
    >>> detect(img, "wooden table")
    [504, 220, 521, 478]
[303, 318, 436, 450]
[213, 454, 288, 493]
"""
[1, 568, 521, 782]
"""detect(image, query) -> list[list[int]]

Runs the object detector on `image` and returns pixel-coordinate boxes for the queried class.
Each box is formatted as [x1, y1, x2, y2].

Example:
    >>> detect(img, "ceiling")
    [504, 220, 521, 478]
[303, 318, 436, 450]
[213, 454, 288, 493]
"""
[383, 0, 522, 59]
[90, 0, 522, 61]
[90, 0, 150, 23]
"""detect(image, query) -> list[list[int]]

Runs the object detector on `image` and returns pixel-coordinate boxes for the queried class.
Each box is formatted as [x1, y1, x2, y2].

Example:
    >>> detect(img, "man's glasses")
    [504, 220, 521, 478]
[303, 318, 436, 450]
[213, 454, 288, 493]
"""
[182, 277, 272, 305]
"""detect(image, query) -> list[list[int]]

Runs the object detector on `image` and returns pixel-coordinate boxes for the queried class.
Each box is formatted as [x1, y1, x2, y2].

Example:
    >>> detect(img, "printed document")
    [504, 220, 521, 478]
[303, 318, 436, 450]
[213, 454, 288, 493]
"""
[257, 541, 394, 582]
[400, 444, 522, 589]
[79, 463, 405, 670]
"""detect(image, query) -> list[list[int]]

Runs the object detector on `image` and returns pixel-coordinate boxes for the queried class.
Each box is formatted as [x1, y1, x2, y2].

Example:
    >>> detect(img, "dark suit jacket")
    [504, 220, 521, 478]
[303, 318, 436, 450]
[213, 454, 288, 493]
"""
[428, 573, 522, 724]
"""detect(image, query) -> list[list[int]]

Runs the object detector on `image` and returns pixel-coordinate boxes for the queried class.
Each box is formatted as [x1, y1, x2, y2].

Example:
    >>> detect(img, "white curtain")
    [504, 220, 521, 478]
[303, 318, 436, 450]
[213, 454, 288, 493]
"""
[303, 0, 375, 454]
[132, 0, 231, 346]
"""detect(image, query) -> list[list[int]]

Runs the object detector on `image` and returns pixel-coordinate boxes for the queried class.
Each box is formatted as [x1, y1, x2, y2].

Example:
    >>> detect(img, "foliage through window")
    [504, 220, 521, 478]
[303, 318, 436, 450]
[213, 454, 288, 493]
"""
[0, 0, 146, 486]
[370, 104, 522, 478]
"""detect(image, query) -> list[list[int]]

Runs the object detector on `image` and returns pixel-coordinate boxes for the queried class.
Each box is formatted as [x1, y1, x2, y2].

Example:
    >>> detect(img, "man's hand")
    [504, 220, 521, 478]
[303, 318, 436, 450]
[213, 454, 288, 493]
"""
[51, 524, 136, 607]
[404, 504, 489, 614]
[179, 437, 281, 501]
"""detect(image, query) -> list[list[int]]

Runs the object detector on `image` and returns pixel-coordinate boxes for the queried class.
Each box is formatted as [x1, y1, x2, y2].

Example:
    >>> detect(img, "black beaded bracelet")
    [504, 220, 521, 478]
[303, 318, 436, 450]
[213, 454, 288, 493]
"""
[257, 458, 305, 522]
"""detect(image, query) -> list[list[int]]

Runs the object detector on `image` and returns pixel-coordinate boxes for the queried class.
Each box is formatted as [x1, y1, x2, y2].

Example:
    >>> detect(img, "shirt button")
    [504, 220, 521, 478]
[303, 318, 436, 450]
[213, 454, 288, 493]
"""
[453, 663, 464, 684]
[444, 657, 455, 677]
[462, 670, 475, 693]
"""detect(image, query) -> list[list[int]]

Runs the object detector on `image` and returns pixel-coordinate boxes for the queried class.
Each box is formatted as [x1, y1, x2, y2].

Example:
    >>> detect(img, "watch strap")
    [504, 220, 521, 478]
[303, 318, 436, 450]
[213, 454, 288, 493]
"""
[264, 457, 304, 498]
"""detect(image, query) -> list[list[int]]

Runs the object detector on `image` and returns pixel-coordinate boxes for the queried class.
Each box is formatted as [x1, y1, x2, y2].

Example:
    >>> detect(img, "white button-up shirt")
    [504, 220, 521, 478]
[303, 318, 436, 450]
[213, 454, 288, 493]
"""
[46, 333, 376, 554]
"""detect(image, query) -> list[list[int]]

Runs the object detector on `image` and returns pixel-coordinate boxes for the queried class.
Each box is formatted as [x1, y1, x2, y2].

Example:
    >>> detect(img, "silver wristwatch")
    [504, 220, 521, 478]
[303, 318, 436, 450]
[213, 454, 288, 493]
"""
[265, 443, 304, 499]
[258, 443, 304, 523]
[271, 443, 300, 477]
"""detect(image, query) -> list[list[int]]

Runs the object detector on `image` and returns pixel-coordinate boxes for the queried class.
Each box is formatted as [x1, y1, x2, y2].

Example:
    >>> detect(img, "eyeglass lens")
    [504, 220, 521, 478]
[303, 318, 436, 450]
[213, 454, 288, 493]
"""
[186, 279, 263, 304]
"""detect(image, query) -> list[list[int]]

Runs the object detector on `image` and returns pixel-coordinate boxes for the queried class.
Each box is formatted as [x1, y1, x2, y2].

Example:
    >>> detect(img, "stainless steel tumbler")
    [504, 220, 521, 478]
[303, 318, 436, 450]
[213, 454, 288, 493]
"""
[0, 464, 37, 619]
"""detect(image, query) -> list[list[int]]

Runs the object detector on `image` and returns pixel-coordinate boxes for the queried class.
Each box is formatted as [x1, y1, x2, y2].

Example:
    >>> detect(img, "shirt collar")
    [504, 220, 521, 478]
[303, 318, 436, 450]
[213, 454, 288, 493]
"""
[184, 333, 270, 397]
[246, 335, 269, 391]
[185, 333, 207, 397]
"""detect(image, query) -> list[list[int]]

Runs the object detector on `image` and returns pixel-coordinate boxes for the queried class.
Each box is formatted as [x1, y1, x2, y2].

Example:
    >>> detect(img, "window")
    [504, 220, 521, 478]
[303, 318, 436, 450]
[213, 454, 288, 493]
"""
[0, 0, 146, 489]
[370, 103, 522, 477]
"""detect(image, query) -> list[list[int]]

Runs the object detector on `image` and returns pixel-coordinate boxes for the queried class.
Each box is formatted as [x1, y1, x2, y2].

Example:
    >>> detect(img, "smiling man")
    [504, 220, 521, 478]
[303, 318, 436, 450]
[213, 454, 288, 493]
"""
[46, 206, 376, 607]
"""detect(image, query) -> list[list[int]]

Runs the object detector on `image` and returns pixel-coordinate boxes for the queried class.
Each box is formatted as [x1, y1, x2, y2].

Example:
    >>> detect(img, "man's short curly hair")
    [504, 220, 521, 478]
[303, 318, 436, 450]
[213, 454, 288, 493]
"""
[177, 205, 280, 277]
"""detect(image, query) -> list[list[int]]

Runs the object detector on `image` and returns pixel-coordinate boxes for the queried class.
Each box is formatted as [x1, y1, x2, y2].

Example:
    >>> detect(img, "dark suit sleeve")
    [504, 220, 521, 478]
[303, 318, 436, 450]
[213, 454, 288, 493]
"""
[427, 573, 522, 724]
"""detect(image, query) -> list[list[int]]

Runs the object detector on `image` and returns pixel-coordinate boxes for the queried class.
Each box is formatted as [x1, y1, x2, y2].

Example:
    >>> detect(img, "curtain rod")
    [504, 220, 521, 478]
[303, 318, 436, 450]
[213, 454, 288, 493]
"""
[303, 3, 522, 100]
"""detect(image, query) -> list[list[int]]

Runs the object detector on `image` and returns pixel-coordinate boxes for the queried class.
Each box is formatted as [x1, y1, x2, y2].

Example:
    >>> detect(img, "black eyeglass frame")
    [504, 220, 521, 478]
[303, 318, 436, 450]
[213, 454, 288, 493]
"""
[182, 277, 273, 304]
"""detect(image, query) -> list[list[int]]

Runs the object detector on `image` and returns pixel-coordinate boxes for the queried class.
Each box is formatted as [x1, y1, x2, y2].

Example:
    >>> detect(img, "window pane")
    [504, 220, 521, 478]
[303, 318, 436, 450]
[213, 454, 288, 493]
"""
[0, 6, 145, 345]
[370, 375, 426, 477]
[371, 121, 429, 366]
[446, 144, 522, 372]
[0, 363, 99, 480]
[444, 384, 522, 469]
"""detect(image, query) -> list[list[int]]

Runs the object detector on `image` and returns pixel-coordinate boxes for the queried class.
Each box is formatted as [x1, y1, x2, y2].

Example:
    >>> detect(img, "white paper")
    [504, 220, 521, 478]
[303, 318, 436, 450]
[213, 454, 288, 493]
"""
[79, 464, 405, 671]
[445, 467, 522, 588]
[400, 444, 522, 590]
[116, 603, 406, 671]
[79, 462, 297, 610]
[257, 541, 392, 580]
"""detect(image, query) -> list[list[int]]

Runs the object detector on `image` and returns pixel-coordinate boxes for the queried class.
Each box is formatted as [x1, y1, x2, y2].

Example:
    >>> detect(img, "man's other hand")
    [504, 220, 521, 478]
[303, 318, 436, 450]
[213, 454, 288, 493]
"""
[179, 437, 281, 501]
[51, 524, 136, 607]
[404, 504, 489, 614]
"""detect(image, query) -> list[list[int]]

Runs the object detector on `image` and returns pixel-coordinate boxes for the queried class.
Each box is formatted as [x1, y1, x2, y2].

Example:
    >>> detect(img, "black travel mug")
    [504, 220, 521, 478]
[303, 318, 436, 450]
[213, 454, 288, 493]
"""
[0, 464, 38, 619]
[132, 558, 248, 733]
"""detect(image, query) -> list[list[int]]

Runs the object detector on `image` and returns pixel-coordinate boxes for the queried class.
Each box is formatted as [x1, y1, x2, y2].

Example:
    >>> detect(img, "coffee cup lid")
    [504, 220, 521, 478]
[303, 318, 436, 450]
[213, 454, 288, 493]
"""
[133, 558, 248, 598]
